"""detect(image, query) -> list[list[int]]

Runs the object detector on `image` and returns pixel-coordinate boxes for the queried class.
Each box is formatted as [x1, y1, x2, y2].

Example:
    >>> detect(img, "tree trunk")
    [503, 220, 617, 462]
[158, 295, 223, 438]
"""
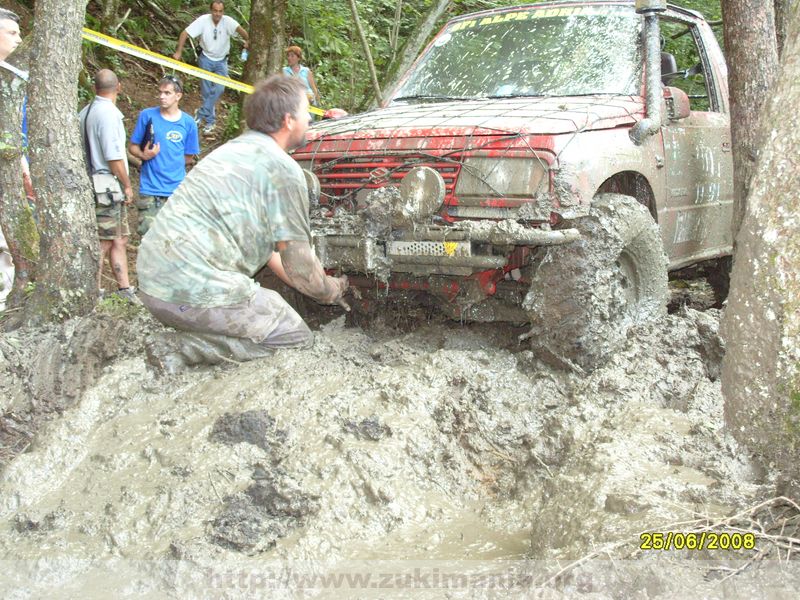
[721, 0, 780, 241]
[25, 0, 99, 324]
[243, 0, 286, 84]
[381, 0, 451, 103]
[0, 42, 38, 312]
[720, 6, 800, 497]
[774, 0, 799, 56]
[348, 0, 382, 106]
[99, 0, 119, 29]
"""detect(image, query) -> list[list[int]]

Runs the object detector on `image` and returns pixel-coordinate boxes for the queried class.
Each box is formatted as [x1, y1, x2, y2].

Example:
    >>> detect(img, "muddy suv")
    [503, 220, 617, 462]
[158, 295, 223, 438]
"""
[293, 0, 732, 370]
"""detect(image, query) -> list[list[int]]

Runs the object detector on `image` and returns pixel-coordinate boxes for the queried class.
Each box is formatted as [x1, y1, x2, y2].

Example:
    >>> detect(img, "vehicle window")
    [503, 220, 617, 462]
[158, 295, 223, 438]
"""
[392, 6, 643, 102]
[660, 18, 717, 112]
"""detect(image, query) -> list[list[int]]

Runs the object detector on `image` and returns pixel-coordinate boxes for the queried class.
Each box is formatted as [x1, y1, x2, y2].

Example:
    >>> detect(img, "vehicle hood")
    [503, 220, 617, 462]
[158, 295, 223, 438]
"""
[305, 96, 643, 145]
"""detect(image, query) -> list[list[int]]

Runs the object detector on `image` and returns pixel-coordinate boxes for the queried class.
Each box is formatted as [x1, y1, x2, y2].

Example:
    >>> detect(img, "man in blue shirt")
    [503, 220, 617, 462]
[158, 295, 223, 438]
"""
[129, 75, 200, 235]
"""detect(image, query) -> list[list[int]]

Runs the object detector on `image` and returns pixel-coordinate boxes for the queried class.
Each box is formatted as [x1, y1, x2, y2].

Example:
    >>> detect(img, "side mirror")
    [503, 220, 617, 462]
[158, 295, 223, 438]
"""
[664, 86, 691, 121]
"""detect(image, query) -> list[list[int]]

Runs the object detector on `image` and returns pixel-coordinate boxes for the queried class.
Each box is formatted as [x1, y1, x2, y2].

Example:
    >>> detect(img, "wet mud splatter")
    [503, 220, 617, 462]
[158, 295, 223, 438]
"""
[0, 300, 796, 597]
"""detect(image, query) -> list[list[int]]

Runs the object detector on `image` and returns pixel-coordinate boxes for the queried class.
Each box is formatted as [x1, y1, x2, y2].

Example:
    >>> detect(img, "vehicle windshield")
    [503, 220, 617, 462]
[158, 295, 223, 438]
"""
[392, 6, 643, 102]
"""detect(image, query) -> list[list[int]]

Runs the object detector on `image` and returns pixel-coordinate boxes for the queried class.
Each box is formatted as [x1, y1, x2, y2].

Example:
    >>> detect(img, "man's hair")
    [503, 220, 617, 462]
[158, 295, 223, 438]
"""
[94, 69, 119, 93]
[244, 75, 306, 135]
[160, 75, 183, 93]
[210, 1, 224, 9]
[0, 8, 20, 25]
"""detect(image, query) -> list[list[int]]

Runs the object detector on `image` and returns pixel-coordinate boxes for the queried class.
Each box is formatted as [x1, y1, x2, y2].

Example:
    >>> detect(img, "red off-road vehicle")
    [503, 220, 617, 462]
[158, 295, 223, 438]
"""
[293, 0, 732, 370]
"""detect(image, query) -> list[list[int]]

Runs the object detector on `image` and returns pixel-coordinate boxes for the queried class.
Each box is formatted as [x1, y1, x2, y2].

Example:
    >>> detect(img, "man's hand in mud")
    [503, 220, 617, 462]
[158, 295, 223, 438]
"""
[279, 240, 349, 307]
[327, 275, 350, 311]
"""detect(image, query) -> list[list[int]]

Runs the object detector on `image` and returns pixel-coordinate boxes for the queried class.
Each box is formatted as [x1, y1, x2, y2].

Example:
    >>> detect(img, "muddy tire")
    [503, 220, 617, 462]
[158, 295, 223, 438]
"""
[523, 193, 668, 372]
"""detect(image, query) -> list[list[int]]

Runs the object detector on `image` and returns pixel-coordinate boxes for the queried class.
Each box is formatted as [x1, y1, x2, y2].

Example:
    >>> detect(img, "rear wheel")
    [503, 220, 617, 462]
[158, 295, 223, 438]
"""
[523, 193, 669, 372]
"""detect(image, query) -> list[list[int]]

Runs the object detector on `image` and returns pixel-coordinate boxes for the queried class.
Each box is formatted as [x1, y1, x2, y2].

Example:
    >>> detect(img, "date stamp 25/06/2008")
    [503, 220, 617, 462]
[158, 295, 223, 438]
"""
[640, 532, 756, 551]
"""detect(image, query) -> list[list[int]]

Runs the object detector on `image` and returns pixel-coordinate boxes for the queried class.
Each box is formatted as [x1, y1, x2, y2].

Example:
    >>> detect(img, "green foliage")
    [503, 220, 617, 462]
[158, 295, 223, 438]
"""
[96, 294, 144, 319]
[222, 101, 243, 139]
[287, 0, 437, 110]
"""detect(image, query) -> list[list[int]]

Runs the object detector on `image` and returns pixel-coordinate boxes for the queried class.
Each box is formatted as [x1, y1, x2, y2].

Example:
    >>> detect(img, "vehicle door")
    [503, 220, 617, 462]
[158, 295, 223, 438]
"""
[658, 12, 733, 269]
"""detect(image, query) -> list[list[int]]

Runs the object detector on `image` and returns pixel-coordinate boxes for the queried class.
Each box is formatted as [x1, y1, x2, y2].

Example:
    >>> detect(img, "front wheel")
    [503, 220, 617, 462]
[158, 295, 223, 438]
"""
[523, 193, 668, 372]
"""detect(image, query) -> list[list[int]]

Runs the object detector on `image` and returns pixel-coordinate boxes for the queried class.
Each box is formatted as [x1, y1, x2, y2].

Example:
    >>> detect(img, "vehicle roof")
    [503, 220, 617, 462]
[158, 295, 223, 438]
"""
[445, 1, 707, 25]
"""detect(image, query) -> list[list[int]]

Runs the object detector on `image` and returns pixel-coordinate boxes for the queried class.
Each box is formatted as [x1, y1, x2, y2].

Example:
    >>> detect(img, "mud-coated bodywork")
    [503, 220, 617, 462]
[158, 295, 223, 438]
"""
[292, 1, 732, 322]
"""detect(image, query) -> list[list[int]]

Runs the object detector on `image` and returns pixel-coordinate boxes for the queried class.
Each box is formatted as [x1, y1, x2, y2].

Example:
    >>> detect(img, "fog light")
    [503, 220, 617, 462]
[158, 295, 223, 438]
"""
[394, 166, 445, 226]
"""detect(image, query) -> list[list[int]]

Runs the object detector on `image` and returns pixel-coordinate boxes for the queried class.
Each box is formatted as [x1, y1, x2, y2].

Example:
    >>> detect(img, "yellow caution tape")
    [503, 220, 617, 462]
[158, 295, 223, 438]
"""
[81, 27, 325, 116]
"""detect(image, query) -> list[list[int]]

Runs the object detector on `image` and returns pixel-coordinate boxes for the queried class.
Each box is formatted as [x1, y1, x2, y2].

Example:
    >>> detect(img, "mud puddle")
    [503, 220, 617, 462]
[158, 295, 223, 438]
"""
[0, 304, 797, 597]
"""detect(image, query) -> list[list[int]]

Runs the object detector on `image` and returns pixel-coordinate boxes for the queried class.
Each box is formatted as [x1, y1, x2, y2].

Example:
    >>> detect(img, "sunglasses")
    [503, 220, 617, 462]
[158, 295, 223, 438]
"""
[213, 28, 217, 41]
[163, 74, 183, 92]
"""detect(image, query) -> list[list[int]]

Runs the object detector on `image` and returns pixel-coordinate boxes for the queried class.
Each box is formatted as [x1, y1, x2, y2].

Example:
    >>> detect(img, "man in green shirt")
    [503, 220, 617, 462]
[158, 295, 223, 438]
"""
[137, 75, 347, 370]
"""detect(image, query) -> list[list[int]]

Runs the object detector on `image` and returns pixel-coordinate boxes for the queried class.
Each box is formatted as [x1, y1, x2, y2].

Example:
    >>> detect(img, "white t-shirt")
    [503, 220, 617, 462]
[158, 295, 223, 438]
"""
[185, 14, 240, 61]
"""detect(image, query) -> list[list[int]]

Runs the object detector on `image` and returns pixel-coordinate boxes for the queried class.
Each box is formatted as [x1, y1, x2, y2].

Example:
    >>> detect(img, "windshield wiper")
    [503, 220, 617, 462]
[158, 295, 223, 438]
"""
[486, 93, 549, 99]
[392, 94, 477, 103]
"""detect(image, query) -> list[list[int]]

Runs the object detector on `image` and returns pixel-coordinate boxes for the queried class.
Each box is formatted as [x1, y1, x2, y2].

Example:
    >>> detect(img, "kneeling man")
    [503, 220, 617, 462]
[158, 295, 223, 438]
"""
[137, 75, 347, 368]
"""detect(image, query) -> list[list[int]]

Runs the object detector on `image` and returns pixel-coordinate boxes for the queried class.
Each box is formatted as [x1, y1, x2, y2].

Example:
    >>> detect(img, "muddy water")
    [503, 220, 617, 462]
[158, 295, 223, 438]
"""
[0, 309, 793, 597]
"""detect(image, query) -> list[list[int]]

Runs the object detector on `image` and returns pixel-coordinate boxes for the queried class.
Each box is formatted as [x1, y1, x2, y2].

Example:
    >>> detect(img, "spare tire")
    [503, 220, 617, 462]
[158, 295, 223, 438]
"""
[523, 193, 668, 372]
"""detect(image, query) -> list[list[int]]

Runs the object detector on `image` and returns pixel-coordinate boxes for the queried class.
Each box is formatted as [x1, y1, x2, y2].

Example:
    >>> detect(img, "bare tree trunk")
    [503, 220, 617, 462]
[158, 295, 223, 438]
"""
[720, 6, 800, 497]
[348, 0, 382, 106]
[0, 43, 38, 312]
[774, 0, 799, 56]
[382, 0, 451, 102]
[99, 0, 119, 29]
[267, 0, 287, 75]
[243, 0, 286, 84]
[25, 0, 99, 324]
[721, 0, 780, 241]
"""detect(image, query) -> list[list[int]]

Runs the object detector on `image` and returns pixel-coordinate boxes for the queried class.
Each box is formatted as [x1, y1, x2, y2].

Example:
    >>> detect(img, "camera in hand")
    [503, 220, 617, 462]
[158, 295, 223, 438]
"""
[139, 119, 155, 150]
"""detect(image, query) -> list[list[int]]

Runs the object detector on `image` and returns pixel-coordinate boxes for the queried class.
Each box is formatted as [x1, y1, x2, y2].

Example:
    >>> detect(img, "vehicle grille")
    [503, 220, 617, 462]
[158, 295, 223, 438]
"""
[313, 155, 461, 202]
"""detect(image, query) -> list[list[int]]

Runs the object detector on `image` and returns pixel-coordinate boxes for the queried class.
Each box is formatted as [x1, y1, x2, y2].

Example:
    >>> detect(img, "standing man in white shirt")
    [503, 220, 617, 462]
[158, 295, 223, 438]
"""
[79, 69, 138, 303]
[173, 1, 249, 136]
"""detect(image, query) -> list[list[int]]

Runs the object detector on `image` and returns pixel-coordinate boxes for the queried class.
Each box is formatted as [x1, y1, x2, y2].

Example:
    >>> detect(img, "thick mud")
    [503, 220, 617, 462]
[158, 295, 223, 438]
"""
[0, 301, 797, 598]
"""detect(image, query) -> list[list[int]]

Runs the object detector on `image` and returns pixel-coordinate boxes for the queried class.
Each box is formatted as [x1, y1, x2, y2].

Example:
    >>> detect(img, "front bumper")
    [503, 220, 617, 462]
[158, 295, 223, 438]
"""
[313, 219, 580, 278]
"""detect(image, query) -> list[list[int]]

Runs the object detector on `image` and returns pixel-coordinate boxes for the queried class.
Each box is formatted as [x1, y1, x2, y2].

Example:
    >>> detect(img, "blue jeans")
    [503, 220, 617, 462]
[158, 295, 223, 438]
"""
[197, 54, 228, 127]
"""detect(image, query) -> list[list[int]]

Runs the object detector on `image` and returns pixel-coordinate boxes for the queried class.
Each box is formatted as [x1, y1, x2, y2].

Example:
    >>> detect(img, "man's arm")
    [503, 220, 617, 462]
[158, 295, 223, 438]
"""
[266, 251, 292, 287]
[173, 30, 190, 61]
[107, 159, 133, 205]
[235, 25, 249, 48]
[128, 141, 160, 162]
[276, 240, 347, 304]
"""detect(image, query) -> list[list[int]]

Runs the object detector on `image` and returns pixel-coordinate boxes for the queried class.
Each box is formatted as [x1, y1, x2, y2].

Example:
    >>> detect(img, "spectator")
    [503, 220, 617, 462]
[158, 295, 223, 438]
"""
[283, 45, 320, 107]
[0, 8, 22, 73]
[128, 75, 200, 235]
[0, 8, 26, 310]
[137, 75, 347, 372]
[173, 1, 249, 136]
[78, 69, 138, 303]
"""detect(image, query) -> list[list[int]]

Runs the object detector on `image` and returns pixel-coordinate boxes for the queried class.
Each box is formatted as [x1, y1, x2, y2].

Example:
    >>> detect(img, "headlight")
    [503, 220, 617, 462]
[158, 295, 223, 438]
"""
[454, 157, 548, 198]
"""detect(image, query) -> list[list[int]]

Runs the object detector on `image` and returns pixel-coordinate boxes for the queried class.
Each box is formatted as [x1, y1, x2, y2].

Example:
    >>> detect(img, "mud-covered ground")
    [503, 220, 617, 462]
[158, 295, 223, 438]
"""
[0, 284, 798, 598]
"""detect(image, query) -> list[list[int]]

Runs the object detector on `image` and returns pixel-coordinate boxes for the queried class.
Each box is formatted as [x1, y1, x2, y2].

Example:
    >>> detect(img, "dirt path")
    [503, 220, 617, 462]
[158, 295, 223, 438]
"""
[0, 303, 797, 597]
